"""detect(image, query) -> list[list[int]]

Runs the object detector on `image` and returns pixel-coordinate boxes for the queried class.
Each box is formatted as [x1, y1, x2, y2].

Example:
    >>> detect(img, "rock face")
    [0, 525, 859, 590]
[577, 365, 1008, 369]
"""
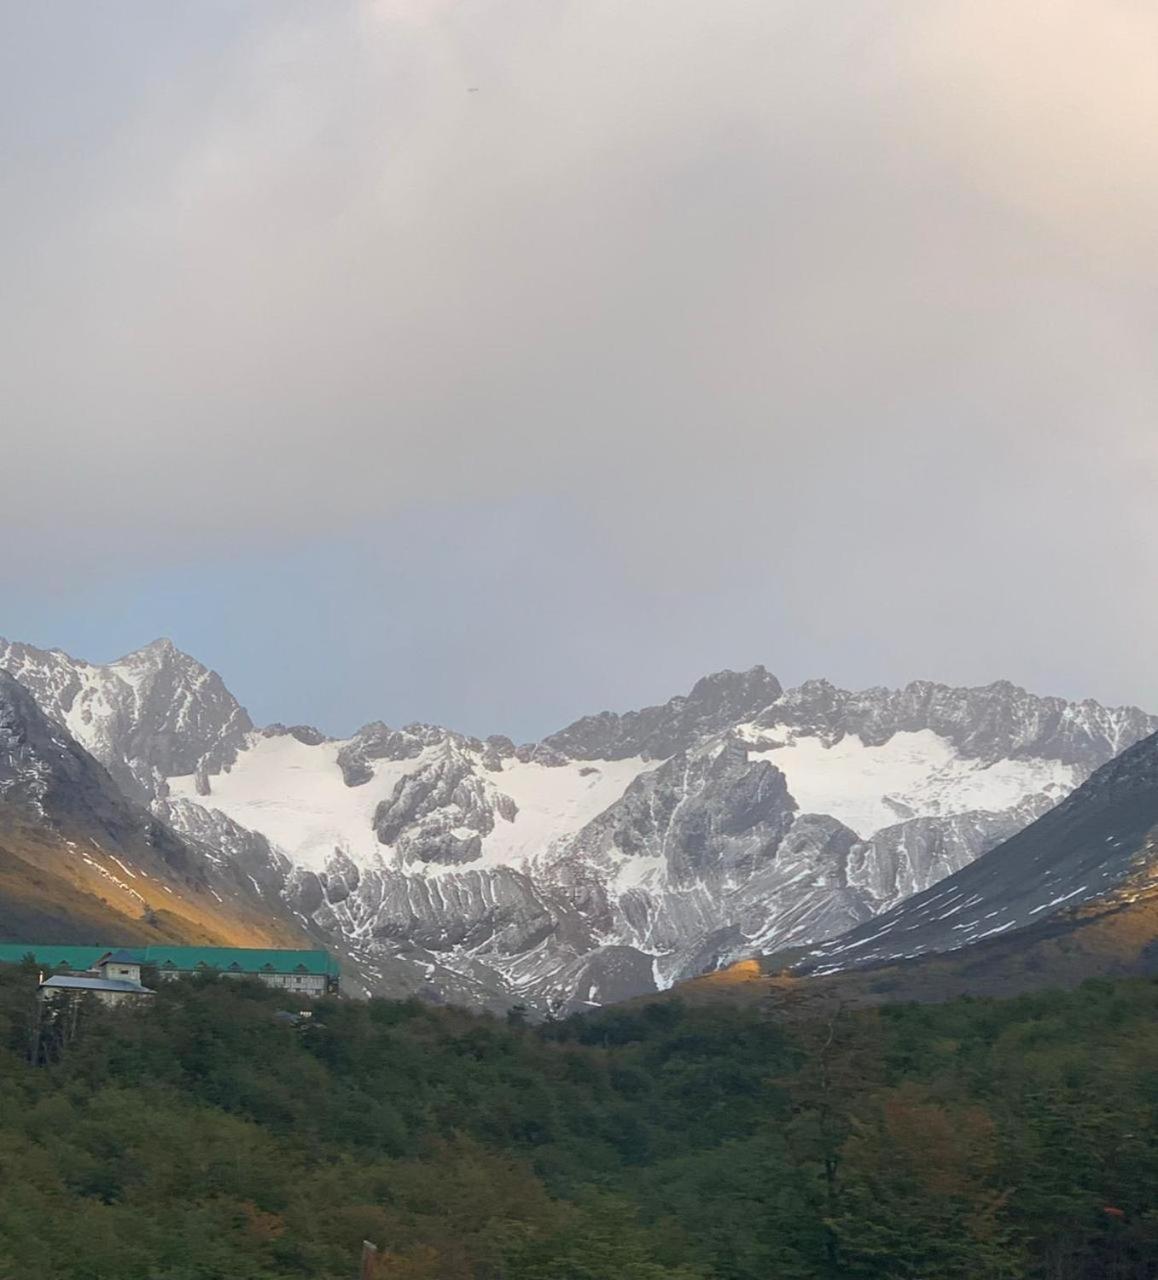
[794, 729, 1158, 976]
[751, 677, 1154, 765]
[0, 671, 309, 949]
[544, 666, 785, 760]
[3, 637, 1155, 1011]
[0, 671, 190, 870]
[337, 722, 451, 787]
[0, 637, 252, 803]
[373, 742, 508, 865]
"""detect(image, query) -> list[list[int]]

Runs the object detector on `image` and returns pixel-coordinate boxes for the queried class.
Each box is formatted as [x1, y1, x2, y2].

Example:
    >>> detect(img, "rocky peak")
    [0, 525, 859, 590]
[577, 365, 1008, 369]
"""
[796, 726, 1158, 976]
[135, 636, 178, 658]
[0, 672, 194, 875]
[754, 677, 1158, 767]
[337, 721, 455, 786]
[544, 665, 784, 761]
[0, 637, 253, 803]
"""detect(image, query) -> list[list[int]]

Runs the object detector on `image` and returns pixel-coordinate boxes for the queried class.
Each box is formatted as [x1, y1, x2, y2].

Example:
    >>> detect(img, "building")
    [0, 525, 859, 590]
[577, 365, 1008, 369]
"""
[0, 944, 340, 997]
[98, 948, 146, 984]
[35, 949, 154, 1007]
[39, 972, 155, 1007]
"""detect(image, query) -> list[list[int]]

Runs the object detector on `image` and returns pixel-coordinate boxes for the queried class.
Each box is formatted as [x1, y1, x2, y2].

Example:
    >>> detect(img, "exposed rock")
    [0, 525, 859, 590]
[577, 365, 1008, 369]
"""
[0, 671, 195, 876]
[796, 729, 1158, 975]
[373, 742, 508, 865]
[263, 723, 330, 746]
[545, 665, 785, 760]
[753, 677, 1156, 767]
[153, 796, 290, 897]
[337, 721, 448, 786]
[0, 636, 253, 803]
[5, 638, 1157, 1013]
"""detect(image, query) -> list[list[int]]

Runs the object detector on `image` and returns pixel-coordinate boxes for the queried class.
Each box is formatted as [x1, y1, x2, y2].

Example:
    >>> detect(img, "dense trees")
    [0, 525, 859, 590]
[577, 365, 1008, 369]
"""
[0, 967, 1154, 1279]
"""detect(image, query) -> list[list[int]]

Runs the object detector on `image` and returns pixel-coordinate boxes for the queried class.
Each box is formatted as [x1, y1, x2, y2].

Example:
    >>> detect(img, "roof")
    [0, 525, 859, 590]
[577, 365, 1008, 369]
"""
[0, 944, 339, 977]
[142, 947, 339, 977]
[40, 975, 155, 995]
[0, 945, 109, 971]
[99, 949, 141, 965]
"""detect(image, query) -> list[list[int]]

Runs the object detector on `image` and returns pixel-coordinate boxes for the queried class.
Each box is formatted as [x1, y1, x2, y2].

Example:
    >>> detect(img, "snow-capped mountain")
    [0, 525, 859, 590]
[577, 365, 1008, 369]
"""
[2, 637, 1154, 1010]
[0, 669, 302, 949]
[0, 637, 251, 804]
[793, 725, 1158, 978]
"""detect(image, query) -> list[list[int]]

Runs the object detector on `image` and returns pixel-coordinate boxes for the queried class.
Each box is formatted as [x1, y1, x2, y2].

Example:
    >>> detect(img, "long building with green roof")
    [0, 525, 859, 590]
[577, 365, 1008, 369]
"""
[0, 944, 340, 996]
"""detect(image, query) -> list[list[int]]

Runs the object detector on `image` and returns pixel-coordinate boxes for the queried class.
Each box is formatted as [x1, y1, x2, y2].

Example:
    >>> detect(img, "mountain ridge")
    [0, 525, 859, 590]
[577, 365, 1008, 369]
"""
[788, 725, 1158, 978]
[0, 669, 313, 952]
[2, 636, 1155, 1010]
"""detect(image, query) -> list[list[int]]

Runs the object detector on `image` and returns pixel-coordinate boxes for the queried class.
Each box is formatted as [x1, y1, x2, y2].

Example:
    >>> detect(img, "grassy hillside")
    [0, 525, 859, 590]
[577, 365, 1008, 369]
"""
[0, 964, 1155, 1279]
[0, 818, 312, 951]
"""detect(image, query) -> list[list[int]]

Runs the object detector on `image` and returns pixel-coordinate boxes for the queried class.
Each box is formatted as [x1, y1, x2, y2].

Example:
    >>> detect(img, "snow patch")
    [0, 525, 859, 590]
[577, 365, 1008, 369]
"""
[169, 733, 431, 870]
[745, 729, 1077, 837]
[475, 756, 656, 869]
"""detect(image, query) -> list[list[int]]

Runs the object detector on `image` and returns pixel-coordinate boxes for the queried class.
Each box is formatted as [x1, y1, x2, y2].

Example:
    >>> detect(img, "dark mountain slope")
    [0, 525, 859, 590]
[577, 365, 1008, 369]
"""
[675, 876, 1158, 1012]
[5, 635, 1158, 1009]
[788, 727, 1158, 977]
[0, 672, 306, 948]
[661, 731, 1158, 1011]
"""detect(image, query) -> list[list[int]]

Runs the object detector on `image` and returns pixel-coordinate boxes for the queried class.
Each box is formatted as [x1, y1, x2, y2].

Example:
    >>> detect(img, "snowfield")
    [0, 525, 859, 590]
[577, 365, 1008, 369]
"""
[745, 728, 1078, 837]
[170, 733, 658, 874]
[169, 734, 425, 870]
[477, 756, 657, 867]
[6, 635, 1156, 1011]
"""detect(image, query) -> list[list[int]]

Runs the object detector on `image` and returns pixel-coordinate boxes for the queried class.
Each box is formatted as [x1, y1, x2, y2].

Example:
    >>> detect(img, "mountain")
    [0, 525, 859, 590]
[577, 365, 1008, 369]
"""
[673, 724, 1158, 1013]
[787, 725, 1158, 982]
[0, 637, 251, 803]
[0, 669, 304, 949]
[2, 636, 1155, 1010]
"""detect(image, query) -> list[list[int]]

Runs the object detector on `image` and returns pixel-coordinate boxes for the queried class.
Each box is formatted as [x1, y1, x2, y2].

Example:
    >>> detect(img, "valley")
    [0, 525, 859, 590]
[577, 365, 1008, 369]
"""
[3, 636, 1155, 1011]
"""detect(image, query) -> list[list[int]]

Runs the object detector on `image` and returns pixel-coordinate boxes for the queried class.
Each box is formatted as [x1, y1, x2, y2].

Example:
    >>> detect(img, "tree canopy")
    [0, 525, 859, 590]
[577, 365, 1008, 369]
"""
[0, 966, 1154, 1278]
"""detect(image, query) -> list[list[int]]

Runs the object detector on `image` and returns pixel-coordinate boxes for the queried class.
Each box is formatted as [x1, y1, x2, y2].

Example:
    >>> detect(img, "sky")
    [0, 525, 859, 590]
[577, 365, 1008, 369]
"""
[1, 0, 1156, 740]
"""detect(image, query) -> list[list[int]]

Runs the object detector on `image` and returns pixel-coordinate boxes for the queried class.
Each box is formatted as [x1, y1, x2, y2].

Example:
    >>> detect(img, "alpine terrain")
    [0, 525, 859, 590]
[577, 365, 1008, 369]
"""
[782, 722, 1158, 988]
[2, 636, 1154, 1010]
[0, 668, 306, 950]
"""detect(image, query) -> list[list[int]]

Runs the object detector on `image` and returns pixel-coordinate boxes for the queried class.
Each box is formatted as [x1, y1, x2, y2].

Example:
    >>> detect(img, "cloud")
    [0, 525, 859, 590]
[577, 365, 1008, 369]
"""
[1, 0, 1156, 710]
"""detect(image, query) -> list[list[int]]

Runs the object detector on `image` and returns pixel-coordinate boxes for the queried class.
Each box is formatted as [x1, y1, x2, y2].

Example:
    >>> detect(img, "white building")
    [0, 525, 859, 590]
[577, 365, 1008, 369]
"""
[38, 956, 155, 1008]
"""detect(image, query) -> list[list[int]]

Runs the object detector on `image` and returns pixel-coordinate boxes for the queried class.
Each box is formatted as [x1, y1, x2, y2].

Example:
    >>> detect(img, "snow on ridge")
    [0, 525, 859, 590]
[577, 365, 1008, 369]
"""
[168, 732, 416, 871]
[744, 728, 1077, 838]
[168, 730, 658, 876]
[474, 755, 656, 871]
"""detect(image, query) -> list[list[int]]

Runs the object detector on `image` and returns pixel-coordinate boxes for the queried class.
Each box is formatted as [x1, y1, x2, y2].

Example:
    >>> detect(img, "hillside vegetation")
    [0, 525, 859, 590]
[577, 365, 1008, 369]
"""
[0, 966, 1154, 1279]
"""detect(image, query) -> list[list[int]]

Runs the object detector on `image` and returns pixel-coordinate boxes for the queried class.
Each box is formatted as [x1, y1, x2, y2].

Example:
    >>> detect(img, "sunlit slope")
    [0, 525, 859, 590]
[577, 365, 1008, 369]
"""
[0, 671, 311, 949]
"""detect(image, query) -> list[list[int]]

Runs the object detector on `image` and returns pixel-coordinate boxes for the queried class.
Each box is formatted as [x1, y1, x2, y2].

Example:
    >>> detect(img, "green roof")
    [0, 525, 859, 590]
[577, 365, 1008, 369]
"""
[0, 945, 109, 971]
[0, 944, 339, 977]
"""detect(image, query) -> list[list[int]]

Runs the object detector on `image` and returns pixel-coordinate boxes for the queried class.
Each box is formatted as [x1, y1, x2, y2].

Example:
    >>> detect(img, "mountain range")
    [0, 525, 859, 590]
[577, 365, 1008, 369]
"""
[1, 635, 1155, 1011]
[784, 717, 1158, 991]
[681, 722, 1158, 1011]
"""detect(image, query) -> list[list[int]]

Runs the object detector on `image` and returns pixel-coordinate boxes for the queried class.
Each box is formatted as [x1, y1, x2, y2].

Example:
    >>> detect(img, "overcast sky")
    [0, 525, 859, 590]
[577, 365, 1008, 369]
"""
[2, 0, 1156, 739]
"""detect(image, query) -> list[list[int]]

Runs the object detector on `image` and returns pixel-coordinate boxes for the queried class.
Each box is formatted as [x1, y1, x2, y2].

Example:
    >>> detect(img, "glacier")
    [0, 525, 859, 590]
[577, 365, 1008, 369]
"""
[2, 636, 1154, 1011]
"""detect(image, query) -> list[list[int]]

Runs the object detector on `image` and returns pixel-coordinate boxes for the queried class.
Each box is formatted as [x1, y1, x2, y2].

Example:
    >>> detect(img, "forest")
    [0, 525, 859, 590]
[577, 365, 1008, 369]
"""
[0, 962, 1154, 1280]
